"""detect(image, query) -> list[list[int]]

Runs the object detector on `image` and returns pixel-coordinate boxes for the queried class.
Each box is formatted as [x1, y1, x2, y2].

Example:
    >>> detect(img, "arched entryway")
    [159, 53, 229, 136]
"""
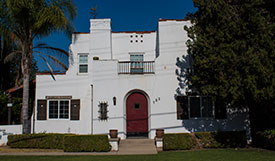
[126, 92, 148, 137]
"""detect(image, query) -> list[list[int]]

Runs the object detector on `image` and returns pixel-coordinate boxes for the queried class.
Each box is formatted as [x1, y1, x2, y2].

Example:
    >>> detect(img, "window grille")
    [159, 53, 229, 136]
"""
[98, 102, 108, 120]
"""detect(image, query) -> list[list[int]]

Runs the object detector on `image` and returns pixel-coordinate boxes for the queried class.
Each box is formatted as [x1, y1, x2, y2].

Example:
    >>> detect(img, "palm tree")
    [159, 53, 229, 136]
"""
[0, 0, 77, 133]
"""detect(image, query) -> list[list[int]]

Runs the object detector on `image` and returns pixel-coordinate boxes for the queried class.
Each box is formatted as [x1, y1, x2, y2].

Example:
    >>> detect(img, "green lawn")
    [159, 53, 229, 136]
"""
[0, 149, 275, 161]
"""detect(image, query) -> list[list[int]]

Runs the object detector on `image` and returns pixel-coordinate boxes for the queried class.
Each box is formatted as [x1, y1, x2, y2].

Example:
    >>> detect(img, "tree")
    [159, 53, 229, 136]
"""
[0, 0, 77, 133]
[185, 0, 275, 136]
[0, 32, 18, 91]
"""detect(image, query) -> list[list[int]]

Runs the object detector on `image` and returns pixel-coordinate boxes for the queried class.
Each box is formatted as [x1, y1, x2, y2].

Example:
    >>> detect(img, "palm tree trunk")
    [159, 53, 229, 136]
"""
[22, 69, 30, 134]
[21, 42, 32, 134]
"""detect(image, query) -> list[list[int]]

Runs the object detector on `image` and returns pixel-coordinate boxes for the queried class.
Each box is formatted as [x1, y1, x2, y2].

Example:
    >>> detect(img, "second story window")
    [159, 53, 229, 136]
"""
[130, 54, 144, 73]
[79, 54, 88, 73]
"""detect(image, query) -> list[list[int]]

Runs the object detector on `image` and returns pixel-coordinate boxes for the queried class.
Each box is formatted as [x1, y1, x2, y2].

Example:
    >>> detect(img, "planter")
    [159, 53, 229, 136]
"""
[156, 129, 164, 138]
[109, 129, 118, 138]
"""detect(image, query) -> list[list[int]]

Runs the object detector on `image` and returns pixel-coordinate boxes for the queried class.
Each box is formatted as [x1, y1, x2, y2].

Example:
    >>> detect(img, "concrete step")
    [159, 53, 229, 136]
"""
[118, 139, 157, 155]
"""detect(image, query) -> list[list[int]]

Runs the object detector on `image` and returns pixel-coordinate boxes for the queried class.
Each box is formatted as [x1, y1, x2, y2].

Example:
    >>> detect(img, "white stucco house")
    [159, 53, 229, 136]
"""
[33, 18, 250, 139]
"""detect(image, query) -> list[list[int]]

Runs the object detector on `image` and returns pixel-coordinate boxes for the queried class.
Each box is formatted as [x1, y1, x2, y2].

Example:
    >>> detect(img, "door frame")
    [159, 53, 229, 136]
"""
[123, 89, 151, 138]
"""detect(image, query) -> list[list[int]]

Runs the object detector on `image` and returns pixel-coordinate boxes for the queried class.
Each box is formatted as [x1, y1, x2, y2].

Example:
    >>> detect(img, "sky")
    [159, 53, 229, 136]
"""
[36, 0, 196, 71]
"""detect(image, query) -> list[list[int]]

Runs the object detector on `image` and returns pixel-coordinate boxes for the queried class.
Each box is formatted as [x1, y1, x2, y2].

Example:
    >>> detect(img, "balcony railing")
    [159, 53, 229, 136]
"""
[118, 61, 155, 74]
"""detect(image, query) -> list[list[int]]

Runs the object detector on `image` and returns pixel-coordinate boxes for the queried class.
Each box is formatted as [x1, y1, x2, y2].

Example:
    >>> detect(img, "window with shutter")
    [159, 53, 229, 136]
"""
[48, 100, 69, 119]
[71, 99, 80, 120]
[37, 100, 47, 120]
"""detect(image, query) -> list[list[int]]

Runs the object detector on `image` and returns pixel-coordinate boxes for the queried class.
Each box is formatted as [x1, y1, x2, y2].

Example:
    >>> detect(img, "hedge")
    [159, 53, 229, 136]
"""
[8, 133, 65, 149]
[195, 131, 247, 148]
[255, 129, 275, 150]
[64, 135, 111, 152]
[8, 133, 111, 152]
[163, 133, 196, 150]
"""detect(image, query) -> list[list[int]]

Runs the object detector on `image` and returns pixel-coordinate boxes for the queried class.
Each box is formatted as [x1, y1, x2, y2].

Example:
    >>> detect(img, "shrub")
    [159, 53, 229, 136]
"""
[163, 133, 196, 150]
[255, 129, 275, 150]
[64, 135, 111, 152]
[8, 133, 65, 149]
[195, 131, 247, 148]
[8, 133, 111, 152]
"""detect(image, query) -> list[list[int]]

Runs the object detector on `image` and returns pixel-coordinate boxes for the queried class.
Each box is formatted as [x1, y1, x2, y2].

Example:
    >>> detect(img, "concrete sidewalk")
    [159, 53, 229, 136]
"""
[0, 139, 158, 156]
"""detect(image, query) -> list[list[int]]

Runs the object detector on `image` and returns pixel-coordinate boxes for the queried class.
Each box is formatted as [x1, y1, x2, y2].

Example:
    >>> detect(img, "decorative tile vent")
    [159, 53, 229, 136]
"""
[98, 102, 108, 120]
[130, 34, 143, 43]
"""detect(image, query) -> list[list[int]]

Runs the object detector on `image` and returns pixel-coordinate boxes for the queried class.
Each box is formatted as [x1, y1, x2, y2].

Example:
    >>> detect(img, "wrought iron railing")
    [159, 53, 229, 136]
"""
[118, 61, 155, 74]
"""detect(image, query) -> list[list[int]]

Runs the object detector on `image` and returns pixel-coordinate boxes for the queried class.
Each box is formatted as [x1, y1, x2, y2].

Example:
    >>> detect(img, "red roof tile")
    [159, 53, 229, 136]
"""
[112, 31, 155, 34]
[36, 72, 66, 75]
[159, 19, 188, 22]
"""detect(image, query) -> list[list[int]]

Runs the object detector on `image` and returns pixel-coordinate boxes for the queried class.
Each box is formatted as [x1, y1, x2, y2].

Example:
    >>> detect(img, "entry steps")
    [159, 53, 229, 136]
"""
[117, 139, 157, 155]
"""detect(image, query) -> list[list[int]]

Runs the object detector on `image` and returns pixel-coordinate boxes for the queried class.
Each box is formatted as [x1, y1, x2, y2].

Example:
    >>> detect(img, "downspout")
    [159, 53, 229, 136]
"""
[32, 99, 35, 133]
[91, 84, 93, 134]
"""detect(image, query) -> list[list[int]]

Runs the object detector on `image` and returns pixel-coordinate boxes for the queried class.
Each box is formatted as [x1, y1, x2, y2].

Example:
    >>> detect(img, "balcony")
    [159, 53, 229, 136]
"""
[118, 61, 155, 74]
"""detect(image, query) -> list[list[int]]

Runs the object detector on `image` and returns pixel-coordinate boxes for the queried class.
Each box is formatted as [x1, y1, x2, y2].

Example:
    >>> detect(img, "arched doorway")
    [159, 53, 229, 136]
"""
[126, 92, 148, 137]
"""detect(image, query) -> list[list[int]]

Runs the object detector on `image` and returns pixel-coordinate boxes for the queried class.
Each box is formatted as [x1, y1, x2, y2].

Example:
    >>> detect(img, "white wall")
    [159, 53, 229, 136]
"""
[34, 18, 250, 140]
[0, 125, 22, 134]
[112, 32, 156, 61]
[35, 74, 92, 134]
[0, 125, 22, 146]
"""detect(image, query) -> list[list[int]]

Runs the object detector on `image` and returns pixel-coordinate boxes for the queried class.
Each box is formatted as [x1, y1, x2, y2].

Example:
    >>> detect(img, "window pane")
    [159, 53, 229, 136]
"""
[59, 101, 69, 119]
[79, 65, 88, 73]
[134, 103, 140, 110]
[79, 55, 88, 63]
[190, 97, 201, 118]
[49, 101, 58, 119]
[202, 97, 213, 117]
[130, 55, 143, 61]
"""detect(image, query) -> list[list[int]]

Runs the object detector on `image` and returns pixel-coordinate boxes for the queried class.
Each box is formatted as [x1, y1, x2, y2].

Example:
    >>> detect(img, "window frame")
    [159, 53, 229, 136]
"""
[78, 53, 89, 74]
[129, 52, 145, 73]
[48, 99, 70, 120]
[188, 96, 215, 119]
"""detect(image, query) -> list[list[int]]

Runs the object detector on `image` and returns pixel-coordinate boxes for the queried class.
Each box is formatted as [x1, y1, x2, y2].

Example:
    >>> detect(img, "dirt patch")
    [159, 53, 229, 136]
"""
[0, 146, 63, 153]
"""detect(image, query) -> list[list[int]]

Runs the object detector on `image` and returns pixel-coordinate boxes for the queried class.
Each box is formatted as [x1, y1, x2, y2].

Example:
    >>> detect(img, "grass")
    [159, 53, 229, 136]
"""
[0, 149, 275, 161]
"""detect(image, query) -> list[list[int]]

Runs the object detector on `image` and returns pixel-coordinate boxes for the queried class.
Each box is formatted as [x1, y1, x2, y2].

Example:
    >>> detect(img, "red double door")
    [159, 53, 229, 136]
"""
[126, 92, 148, 137]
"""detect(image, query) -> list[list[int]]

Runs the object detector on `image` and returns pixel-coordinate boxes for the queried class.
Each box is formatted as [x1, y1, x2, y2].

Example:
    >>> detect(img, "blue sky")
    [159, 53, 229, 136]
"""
[36, 0, 196, 71]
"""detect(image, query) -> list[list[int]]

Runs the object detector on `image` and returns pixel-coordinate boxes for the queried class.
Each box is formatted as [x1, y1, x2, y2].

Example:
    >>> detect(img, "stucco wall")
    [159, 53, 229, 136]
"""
[34, 18, 250, 139]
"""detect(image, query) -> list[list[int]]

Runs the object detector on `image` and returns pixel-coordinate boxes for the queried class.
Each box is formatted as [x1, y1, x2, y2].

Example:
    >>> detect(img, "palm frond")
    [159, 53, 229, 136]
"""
[33, 0, 76, 39]
[34, 43, 68, 56]
[4, 50, 22, 63]
[34, 50, 68, 70]
[34, 53, 56, 81]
